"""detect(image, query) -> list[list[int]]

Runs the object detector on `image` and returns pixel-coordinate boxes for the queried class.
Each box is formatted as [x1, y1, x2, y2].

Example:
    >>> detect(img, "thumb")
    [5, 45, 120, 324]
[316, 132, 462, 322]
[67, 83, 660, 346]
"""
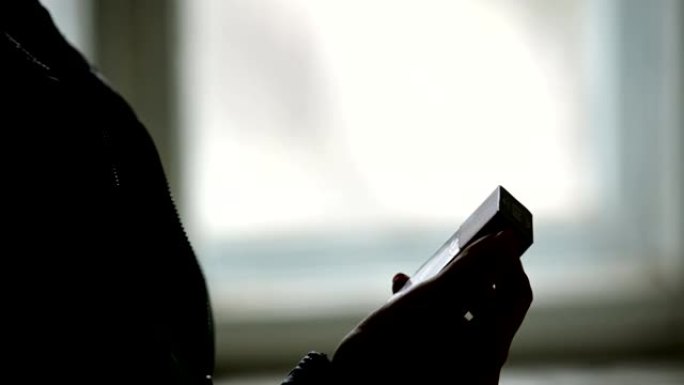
[391, 272, 410, 294]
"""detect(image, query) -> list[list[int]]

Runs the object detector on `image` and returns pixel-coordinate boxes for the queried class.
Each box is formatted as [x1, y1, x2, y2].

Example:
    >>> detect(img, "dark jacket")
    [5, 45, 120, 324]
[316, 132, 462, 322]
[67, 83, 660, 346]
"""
[1, 1, 214, 383]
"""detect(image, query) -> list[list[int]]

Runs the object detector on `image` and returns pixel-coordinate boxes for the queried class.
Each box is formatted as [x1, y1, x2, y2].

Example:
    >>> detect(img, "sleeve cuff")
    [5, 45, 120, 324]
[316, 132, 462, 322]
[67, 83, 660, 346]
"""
[281, 351, 332, 384]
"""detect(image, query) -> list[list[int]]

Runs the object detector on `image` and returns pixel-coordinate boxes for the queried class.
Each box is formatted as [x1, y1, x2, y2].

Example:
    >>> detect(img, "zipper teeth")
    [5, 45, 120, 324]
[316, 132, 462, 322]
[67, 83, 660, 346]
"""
[99, 126, 121, 189]
[103, 116, 213, 374]
[86, 61, 214, 378]
[5, 30, 119, 190]
[164, 180, 215, 375]
[111, 166, 121, 187]
[4, 32, 59, 81]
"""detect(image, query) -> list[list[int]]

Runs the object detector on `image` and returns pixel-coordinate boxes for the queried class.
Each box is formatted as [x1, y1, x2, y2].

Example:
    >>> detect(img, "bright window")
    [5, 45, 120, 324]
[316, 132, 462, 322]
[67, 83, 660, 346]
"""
[173, 0, 684, 370]
[179, 0, 681, 320]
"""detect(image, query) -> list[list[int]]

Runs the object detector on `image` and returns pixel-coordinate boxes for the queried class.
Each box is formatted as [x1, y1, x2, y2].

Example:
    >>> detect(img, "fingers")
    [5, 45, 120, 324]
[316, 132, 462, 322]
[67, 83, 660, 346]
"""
[434, 230, 532, 338]
[489, 258, 533, 366]
[359, 230, 533, 380]
[438, 230, 520, 290]
[382, 229, 531, 329]
[493, 258, 533, 335]
[458, 233, 531, 326]
[386, 230, 521, 318]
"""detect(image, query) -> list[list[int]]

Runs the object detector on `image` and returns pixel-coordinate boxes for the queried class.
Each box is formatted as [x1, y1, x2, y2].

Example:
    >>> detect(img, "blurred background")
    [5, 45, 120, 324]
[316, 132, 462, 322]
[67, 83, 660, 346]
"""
[42, 0, 683, 383]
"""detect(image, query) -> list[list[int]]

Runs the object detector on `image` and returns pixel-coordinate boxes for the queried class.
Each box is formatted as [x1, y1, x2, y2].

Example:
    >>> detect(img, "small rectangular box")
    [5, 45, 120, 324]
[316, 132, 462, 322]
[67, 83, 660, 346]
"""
[396, 185, 533, 294]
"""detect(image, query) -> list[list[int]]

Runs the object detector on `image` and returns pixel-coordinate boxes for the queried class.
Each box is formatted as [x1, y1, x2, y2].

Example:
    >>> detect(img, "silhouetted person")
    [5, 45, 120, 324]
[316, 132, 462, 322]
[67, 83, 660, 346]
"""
[1, 1, 532, 384]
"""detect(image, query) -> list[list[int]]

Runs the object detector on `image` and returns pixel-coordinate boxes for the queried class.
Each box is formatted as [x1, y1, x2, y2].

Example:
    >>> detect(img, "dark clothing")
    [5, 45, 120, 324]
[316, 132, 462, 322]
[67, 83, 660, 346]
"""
[2, 1, 214, 383]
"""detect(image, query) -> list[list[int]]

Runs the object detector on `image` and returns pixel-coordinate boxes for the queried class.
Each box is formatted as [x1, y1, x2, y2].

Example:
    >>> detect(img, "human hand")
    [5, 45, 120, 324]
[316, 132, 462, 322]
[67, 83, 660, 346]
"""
[330, 230, 533, 384]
